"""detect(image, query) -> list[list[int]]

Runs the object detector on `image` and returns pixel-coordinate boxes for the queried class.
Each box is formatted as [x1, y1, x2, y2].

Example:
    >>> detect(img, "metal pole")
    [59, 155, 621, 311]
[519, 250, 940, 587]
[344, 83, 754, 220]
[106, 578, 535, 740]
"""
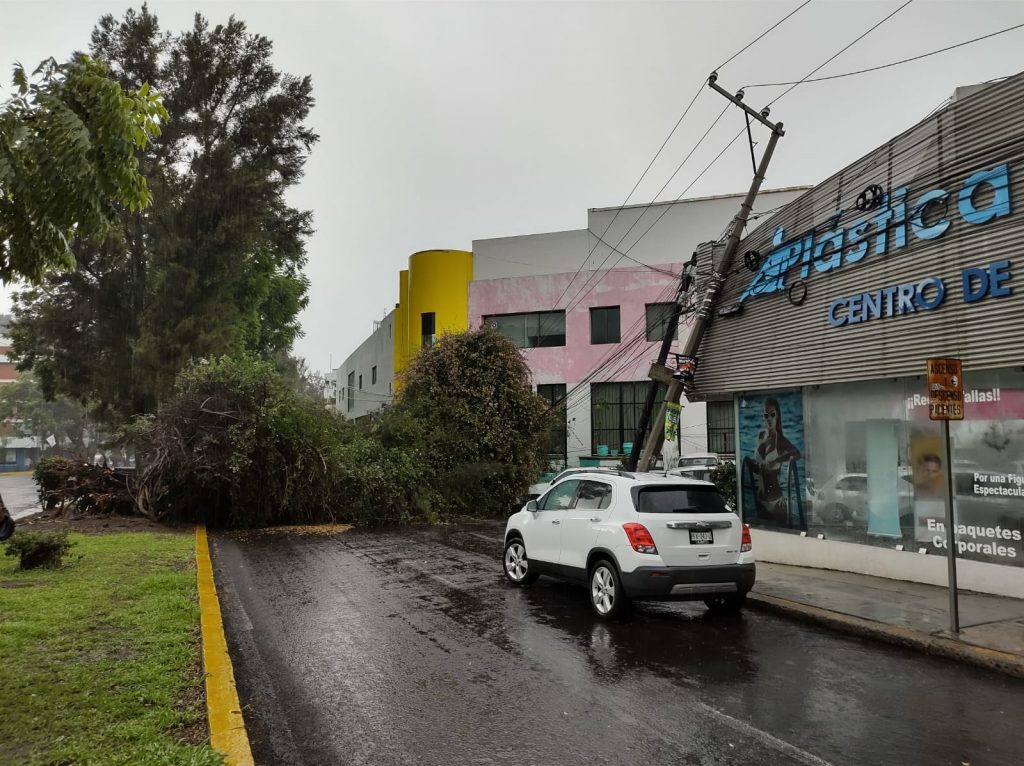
[626, 293, 684, 472]
[637, 119, 783, 472]
[679, 125, 782, 362]
[942, 418, 960, 633]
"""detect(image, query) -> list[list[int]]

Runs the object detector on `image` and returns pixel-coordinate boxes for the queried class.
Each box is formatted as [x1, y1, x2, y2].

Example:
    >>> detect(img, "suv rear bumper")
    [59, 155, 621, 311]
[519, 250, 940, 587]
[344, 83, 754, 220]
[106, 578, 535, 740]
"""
[619, 563, 755, 600]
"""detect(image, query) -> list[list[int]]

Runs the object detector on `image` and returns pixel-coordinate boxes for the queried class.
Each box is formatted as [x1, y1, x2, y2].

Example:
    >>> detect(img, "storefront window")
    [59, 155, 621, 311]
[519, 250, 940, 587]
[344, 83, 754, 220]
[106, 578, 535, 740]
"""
[739, 370, 1024, 568]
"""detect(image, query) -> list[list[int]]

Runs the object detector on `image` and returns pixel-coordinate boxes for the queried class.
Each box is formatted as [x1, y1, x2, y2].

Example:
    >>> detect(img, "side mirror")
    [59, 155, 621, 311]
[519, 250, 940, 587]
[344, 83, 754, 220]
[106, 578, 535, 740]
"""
[526, 500, 539, 513]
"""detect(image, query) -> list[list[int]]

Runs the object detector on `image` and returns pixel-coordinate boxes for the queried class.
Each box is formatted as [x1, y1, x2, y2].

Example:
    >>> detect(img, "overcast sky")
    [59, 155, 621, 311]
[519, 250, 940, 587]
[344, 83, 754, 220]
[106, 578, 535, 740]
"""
[3, 0, 1023, 371]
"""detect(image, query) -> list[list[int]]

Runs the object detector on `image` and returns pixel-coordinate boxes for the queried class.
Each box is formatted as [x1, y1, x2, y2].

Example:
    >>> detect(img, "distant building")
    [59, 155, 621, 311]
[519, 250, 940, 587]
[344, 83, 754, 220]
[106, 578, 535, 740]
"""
[332, 188, 808, 464]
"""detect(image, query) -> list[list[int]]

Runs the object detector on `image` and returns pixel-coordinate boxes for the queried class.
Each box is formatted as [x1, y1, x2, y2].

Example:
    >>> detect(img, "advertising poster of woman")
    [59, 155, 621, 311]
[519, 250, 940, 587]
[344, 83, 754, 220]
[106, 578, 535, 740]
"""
[739, 392, 808, 530]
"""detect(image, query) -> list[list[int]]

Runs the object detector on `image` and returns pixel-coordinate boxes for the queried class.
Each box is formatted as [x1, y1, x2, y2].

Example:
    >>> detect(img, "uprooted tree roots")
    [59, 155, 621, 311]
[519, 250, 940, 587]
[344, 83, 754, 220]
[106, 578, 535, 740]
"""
[34, 457, 136, 517]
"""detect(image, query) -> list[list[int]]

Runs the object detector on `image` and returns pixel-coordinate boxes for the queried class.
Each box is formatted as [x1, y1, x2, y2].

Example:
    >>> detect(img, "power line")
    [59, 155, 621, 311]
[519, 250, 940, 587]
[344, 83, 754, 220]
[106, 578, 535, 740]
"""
[549, 0, 816, 313]
[548, 85, 704, 313]
[560, 103, 732, 315]
[716, 0, 815, 71]
[744, 21, 1024, 88]
[561, 1, 917, 319]
[563, 126, 748, 316]
[585, 229, 680, 277]
[766, 0, 915, 107]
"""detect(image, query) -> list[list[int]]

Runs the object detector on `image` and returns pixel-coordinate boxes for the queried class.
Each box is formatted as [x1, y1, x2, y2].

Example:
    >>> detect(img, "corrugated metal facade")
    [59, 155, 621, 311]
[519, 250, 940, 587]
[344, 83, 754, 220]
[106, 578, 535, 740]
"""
[696, 71, 1024, 396]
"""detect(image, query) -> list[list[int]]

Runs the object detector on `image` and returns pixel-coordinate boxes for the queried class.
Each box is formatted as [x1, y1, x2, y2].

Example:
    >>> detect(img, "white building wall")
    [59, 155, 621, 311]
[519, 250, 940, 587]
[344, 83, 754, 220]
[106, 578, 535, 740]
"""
[335, 311, 395, 420]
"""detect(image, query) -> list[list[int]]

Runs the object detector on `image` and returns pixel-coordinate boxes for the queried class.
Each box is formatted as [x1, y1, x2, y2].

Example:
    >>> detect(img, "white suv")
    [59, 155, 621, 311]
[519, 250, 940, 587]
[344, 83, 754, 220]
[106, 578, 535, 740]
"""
[503, 471, 755, 619]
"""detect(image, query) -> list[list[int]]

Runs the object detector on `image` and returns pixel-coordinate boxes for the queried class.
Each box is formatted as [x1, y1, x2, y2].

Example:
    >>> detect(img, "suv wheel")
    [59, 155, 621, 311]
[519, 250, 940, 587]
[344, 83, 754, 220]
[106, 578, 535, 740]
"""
[704, 592, 747, 613]
[503, 538, 538, 586]
[589, 559, 629, 620]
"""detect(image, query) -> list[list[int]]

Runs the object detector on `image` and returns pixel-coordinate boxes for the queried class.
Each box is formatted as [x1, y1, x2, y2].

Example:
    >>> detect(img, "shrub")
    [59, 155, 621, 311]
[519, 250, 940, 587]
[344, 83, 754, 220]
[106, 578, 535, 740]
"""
[395, 327, 555, 519]
[134, 355, 354, 528]
[5, 531, 74, 569]
[710, 461, 737, 508]
[33, 456, 135, 515]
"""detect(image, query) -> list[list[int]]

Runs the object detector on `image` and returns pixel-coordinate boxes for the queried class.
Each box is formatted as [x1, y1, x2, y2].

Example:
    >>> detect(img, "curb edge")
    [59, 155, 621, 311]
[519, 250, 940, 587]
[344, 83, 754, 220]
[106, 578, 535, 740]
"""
[747, 593, 1024, 680]
[197, 525, 255, 766]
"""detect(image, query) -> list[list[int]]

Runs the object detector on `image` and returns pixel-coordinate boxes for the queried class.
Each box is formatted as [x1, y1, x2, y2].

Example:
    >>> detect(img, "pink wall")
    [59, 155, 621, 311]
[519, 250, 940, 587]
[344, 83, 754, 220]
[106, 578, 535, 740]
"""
[468, 264, 684, 385]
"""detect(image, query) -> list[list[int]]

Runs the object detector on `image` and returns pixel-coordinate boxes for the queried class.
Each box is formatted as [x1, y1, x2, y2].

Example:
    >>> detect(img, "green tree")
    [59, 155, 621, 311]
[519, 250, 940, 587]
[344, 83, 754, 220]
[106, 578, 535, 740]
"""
[0, 54, 165, 282]
[391, 327, 555, 518]
[0, 373, 92, 454]
[11, 6, 317, 421]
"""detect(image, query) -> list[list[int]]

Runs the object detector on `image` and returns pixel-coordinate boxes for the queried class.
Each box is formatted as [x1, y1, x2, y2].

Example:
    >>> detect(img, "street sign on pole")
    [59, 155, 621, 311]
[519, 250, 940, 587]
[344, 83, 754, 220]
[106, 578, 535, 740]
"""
[926, 357, 963, 633]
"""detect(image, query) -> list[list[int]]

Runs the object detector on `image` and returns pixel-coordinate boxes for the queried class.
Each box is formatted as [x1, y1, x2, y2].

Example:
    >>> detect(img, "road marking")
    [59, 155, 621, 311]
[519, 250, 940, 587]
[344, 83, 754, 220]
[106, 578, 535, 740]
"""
[467, 532, 503, 544]
[197, 525, 255, 766]
[696, 701, 833, 766]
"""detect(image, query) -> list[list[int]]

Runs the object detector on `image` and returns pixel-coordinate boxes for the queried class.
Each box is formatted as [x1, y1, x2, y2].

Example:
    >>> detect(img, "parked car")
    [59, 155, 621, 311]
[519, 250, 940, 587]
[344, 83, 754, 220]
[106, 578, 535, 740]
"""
[503, 470, 755, 619]
[676, 452, 721, 475]
[665, 466, 715, 483]
[807, 472, 919, 524]
[526, 466, 623, 501]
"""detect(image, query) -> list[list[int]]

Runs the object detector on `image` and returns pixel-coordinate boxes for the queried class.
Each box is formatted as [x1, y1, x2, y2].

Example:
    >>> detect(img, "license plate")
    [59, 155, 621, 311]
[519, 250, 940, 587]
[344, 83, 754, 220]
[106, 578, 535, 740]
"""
[689, 530, 713, 545]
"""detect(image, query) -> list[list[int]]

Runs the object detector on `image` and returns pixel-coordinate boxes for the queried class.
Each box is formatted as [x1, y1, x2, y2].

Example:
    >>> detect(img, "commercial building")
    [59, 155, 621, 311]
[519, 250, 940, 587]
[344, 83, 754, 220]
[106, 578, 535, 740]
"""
[334, 188, 809, 464]
[694, 73, 1024, 598]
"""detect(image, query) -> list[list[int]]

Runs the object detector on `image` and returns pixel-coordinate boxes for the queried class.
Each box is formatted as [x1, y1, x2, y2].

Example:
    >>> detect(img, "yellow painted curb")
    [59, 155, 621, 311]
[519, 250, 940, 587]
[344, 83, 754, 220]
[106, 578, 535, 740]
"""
[196, 525, 255, 766]
[0, 470, 34, 477]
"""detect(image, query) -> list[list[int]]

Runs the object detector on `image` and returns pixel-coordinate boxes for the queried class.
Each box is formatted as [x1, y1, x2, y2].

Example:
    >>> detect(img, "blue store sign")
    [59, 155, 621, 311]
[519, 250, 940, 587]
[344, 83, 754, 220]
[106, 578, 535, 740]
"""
[740, 163, 1012, 306]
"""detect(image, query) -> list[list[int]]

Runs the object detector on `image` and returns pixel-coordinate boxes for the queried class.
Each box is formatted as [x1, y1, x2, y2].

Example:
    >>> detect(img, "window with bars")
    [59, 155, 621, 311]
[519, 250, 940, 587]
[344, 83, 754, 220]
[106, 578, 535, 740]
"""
[645, 302, 678, 342]
[590, 381, 665, 455]
[589, 306, 621, 345]
[483, 311, 566, 348]
[706, 400, 735, 455]
[536, 383, 567, 460]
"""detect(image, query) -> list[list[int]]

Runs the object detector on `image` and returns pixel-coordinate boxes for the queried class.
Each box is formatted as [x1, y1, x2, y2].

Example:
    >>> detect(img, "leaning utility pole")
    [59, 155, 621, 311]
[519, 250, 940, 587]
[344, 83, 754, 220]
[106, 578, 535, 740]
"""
[626, 253, 696, 471]
[635, 73, 785, 472]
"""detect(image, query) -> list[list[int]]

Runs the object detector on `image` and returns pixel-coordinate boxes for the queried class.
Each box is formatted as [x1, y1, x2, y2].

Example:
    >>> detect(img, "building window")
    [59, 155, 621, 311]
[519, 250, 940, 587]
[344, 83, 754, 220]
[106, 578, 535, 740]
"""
[484, 311, 566, 348]
[422, 312, 436, 348]
[358, 375, 363, 390]
[590, 306, 621, 345]
[707, 400, 735, 456]
[591, 381, 665, 455]
[3, 449, 16, 464]
[371, 366, 377, 385]
[347, 372, 355, 411]
[537, 383, 568, 462]
[645, 303, 678, 342]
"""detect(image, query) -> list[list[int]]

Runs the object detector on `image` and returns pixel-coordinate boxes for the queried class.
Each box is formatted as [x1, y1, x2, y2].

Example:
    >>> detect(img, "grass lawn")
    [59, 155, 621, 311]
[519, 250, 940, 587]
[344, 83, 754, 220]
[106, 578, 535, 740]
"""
[0, 532, 223, 766]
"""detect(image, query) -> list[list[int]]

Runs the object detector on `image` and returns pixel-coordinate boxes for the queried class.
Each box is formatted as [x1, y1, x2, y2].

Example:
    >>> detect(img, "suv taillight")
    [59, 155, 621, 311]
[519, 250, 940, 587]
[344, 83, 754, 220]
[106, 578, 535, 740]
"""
[741, 523, 752, 553]
[623, 522, 658, 554]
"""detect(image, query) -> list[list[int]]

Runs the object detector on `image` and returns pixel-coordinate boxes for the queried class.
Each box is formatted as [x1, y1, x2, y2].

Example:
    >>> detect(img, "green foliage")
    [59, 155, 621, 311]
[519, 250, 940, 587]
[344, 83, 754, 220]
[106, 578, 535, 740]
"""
[133, 331, 552, 527]
[710, 460, 737, 507]
[11, 6, 317, 422]
[34, 455, 77, 501]
[0, 54, 166, 283]
[135, 355, 349, 527]
[394, 327, 555, 518]
[0, 532, 223, 765]
[4, 530, 74, 569]
[0, 372, 93, 453]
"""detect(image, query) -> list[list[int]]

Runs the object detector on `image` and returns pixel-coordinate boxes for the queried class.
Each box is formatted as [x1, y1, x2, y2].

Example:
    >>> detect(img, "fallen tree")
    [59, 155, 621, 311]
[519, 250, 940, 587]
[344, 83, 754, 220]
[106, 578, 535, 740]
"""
[33, 456, 135, 516]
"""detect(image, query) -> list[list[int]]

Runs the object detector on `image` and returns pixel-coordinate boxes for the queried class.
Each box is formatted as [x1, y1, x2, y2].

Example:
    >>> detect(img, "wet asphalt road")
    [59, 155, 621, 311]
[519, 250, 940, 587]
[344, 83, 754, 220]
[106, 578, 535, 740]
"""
[211, 524, 1024, 766]
[0, 473, 40, 520]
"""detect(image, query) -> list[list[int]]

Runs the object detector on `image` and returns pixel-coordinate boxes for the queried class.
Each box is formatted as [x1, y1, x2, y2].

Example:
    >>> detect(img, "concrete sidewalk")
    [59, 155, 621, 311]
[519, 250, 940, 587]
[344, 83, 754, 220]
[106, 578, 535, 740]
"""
[750, 562, 1024, 678]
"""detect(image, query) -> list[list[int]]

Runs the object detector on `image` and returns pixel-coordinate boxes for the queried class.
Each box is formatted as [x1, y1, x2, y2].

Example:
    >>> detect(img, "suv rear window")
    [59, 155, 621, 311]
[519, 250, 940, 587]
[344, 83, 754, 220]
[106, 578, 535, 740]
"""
[631, 485, 728, 514]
